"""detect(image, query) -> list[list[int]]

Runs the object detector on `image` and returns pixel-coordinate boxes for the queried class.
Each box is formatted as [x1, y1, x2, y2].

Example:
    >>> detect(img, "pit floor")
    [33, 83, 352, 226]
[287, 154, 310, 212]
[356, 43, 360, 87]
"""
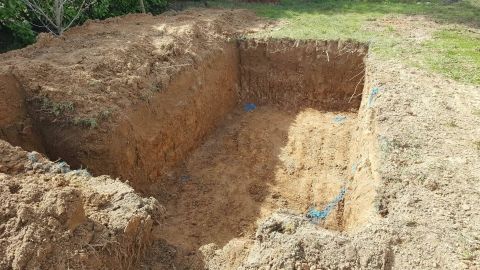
[152, 105, 356, 256]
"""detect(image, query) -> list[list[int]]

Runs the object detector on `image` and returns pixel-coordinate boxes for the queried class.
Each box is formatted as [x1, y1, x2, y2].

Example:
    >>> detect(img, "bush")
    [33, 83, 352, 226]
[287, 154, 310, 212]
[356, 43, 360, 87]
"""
[0, 0, 35, 52]
[87, 0, 169, 20]
[0, 0, 169, 52]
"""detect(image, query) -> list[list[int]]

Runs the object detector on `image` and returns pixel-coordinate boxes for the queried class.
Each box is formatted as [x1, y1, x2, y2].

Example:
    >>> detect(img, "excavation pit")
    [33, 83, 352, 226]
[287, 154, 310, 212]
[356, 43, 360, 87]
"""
[1, 38, 371, 267]
[146, 39, 369, 266]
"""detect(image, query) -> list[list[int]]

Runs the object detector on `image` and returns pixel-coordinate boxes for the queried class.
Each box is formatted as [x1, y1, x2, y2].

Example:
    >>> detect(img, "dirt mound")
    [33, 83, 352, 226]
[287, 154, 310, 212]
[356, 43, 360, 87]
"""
[0, 8, 270, 190]
[0, 8, 266, 127]
[0, 140, 161, 269]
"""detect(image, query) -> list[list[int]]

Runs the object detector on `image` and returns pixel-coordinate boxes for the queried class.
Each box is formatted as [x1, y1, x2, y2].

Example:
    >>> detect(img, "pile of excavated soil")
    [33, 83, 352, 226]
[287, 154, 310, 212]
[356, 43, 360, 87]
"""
[0, 140, 160, 269]
[0, 9, 267, 126]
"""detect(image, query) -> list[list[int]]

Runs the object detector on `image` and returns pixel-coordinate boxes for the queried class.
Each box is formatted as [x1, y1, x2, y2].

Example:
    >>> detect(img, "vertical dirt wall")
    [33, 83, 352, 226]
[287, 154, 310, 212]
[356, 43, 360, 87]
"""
[42, 44, 240, 190]
[343, 63, 381, 231]
[238, 39, 368, 111]
[0, 74, 45, 153]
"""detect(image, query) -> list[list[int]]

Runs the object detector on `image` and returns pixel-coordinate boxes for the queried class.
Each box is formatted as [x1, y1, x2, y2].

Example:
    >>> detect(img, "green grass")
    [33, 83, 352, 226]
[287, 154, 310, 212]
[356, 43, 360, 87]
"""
[207, 0, 480, 85]
[421, 29, 480, 84]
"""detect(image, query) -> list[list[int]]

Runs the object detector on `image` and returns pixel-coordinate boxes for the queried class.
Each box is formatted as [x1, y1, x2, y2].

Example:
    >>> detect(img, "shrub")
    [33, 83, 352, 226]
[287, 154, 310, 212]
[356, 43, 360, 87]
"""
[0, 0, 169, 52]
[0, 0, 35, 52]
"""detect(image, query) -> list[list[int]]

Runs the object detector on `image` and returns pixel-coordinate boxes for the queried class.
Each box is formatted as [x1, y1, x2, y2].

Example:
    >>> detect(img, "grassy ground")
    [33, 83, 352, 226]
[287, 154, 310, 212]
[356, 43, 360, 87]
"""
[208, 0, 480, 85]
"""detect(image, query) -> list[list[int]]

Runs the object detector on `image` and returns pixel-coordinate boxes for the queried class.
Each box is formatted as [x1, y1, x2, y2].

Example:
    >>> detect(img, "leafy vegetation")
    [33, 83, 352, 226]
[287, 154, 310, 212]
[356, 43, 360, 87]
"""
[0, 1, 35, 51]
[73, 117, 98, 129]
[0, 0, 169, 52]
[89, 0, 168, 19]
[38, 97, 75, 117]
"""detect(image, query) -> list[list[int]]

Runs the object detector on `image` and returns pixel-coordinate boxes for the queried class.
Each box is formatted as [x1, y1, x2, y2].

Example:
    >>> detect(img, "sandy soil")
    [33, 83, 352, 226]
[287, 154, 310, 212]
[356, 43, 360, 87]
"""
[0, 140, 160, 269]
[153, 106, 355, 265]
[205, 56, 480, 270]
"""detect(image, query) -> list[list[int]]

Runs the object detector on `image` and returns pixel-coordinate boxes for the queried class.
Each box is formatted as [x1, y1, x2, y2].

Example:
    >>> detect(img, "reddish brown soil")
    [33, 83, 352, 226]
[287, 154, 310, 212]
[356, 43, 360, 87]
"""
[0, 75, 44, 152]
[0, 8, 375, 270]
[2, 9, 479, 270]
[0, 141, 159, 269]
[154, 106, 356, 258]
[0, 9, 269, 190]
[239, 39, 367, 111]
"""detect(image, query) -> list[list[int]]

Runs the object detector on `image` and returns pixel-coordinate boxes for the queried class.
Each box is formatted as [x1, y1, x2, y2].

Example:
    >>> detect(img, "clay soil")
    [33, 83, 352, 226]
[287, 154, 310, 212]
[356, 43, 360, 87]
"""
[154, 106, 355, 260]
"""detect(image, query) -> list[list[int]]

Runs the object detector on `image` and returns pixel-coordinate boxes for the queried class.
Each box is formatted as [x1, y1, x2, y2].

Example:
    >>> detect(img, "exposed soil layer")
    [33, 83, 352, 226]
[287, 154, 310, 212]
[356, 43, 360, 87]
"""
[0, 9, 269, 190]
[155, 106, 357, 261]
[98, 44, 240, 191]
[0, 11, 371, 265]
[0, 75, 44, 153]
[239, 39, 367, 111]
[2, 9, 480, 270]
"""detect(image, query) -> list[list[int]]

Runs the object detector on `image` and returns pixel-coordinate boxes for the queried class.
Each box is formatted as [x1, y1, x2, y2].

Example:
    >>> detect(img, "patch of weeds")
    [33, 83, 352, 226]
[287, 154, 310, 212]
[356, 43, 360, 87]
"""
[473, 141, 480, 151]
[150, 82, 163, 93]
[73, 117, 98, 129]
[386, 25, 395, 33]
[390, 137, 412, 149]
[98, 109, 112, 121]
[139, 92, 152, 101]
[39, 97, 74, 117]
[462, 250, 476, 261]
[415, 172, 427, 183]
[445, 120, 458, 128]
[379, 135, 392, 155]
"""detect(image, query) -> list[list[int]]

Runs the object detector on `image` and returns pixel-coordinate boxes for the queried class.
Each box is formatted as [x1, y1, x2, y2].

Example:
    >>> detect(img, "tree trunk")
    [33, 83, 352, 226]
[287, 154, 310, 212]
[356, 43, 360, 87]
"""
[139, 0, 146, 13]
[54, 0, 64, 35]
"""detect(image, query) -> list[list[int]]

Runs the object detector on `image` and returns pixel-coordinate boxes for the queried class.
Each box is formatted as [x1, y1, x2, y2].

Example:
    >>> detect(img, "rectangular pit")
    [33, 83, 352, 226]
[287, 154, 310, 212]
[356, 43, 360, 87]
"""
[1, 38, 374, 267]
[148, 40, 369, 262]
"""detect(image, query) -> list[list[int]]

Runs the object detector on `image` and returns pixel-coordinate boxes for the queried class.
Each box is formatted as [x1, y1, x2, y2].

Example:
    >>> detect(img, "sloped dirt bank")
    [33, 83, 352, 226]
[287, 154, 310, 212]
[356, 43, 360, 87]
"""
[95, 44, 240, 191]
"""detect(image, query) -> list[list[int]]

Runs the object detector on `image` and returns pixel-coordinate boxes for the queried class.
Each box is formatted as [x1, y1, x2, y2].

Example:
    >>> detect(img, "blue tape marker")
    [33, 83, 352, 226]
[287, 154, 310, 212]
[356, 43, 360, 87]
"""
[244, 103, 257, 112]
[332, 115, 347, 124]
[307, 187, 346, 222]
[368, 87, 380, 108]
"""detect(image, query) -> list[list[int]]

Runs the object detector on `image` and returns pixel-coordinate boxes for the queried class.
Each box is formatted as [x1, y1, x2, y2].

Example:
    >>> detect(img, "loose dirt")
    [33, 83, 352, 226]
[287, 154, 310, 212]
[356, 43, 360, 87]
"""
[0, 141, 159, 269]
